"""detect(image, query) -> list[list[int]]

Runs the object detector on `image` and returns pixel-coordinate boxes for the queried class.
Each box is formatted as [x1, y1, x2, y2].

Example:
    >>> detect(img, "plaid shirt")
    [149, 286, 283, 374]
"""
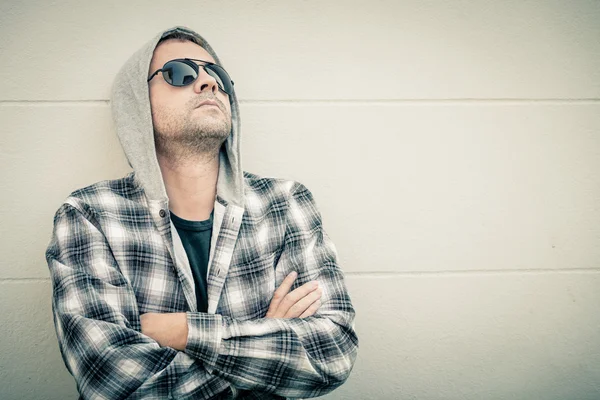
[46, 171, 358, 400]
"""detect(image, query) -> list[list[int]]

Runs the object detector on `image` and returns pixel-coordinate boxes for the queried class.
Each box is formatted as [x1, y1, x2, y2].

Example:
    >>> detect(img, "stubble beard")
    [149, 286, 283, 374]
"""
[153, 104, 232, 167]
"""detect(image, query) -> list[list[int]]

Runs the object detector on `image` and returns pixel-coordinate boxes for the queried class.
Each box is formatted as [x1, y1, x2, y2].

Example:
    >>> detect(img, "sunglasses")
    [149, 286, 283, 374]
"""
[147, 58, 234, 95]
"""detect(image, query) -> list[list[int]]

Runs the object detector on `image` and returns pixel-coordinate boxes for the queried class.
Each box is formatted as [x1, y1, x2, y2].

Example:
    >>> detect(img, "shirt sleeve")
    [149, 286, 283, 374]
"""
[46, 201, 234, 400]
[185, 181, 359, 398]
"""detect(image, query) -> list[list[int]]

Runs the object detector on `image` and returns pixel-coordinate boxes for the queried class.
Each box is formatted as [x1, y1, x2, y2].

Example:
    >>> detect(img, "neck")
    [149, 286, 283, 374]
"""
[157, 150, 219, 221]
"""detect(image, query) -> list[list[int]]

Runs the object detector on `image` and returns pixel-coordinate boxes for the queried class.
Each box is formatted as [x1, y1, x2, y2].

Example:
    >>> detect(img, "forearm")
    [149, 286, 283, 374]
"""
[53, 308, 233, 399]
[184, 309, 358, 398]
[140, 312, 189, 351]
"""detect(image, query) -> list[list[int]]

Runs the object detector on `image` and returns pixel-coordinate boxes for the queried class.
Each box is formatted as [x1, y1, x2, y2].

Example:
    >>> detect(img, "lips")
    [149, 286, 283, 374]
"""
[197, 99, 219, 108]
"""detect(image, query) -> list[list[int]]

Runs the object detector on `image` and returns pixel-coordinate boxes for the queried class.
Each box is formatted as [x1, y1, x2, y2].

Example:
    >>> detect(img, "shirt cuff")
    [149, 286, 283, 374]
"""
[184, 312, 224, 373]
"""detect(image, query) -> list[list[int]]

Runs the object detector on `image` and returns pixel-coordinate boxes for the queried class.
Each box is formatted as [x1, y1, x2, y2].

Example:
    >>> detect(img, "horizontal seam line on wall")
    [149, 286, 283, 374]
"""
[0, 278, 51, 283]
[0, 98, 599, 106]
[345, 268, 600, 277]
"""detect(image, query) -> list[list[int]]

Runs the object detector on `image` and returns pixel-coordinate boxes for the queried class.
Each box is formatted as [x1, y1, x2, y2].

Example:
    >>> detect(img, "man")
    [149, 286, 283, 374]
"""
[46, 26, 358, 400]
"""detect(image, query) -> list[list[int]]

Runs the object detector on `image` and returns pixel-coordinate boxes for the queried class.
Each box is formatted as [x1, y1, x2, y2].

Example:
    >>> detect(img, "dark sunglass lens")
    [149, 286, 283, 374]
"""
[205, 64, 233, 94]
[163, 61, 198, 86]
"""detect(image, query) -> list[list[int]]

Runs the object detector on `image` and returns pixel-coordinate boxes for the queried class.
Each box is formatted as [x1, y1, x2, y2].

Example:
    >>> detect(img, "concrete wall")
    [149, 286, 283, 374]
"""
[1, 1, 599, 399]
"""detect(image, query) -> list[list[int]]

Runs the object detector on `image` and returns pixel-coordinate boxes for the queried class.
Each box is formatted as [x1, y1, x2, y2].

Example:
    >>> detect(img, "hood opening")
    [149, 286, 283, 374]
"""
[110, 26, 244, 208]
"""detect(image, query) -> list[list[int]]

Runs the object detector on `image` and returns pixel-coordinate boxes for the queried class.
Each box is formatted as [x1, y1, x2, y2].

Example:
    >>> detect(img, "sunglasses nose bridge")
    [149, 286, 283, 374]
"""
[191, 65, 219, 94]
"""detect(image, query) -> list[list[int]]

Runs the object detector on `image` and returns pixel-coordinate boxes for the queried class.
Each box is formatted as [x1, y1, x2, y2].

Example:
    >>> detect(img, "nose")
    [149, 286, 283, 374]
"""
[192, 67, 219, 95]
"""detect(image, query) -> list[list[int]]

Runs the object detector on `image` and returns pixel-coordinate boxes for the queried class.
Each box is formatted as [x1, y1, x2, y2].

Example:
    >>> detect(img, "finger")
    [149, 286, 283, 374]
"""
[266, 271, 297, 318]
[299, 299, 321, 318]
[278, 281, 320, 317]
[285, 288, 322, 318]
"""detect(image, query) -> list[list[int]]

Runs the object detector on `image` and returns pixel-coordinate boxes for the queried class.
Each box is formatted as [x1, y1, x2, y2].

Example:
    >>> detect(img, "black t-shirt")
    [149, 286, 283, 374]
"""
[170, 210, 214, 313]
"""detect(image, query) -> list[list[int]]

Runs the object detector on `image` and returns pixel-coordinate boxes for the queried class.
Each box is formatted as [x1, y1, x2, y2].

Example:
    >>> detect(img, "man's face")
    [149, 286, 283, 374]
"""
[148, 39, 232, 158]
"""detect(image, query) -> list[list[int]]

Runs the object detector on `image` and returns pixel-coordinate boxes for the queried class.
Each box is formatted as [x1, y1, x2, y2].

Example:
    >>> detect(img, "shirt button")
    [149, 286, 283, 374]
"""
[159, 209, 166, 218]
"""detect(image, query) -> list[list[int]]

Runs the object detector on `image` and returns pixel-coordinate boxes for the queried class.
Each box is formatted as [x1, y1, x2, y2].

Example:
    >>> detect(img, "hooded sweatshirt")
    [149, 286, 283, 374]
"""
[46, 26, 358, 400]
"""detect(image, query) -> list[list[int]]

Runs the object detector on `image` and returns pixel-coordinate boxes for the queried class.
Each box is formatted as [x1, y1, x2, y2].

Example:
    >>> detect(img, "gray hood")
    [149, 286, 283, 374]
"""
[110, 26, 244, 208]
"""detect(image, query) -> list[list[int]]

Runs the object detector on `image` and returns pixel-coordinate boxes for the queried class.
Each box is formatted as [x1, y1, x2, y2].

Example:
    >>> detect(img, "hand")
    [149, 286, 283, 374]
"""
[265, 272, 322, 319]
[140, 312, 188, 351]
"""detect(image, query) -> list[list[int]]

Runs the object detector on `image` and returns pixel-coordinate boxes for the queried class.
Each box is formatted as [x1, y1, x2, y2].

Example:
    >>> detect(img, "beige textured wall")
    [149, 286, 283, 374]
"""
[1, 1, 599, 399]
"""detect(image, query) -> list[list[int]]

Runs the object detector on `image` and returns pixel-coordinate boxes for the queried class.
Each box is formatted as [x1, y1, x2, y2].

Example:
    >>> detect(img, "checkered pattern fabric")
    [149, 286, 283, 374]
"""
[46, 171, 358, 399]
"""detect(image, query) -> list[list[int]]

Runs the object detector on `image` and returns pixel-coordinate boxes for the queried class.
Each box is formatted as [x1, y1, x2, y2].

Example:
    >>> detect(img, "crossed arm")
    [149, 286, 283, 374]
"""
[46, 183, 358, 399]
[140, 272, 323, 351]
